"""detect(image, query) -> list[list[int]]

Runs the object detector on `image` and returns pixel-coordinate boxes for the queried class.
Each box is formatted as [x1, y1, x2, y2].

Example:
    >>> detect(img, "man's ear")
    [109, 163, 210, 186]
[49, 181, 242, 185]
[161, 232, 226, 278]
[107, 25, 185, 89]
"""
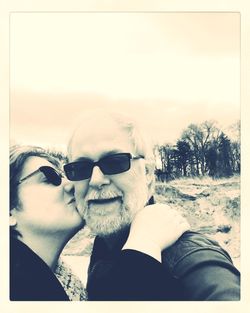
[9, 210, 17, 227]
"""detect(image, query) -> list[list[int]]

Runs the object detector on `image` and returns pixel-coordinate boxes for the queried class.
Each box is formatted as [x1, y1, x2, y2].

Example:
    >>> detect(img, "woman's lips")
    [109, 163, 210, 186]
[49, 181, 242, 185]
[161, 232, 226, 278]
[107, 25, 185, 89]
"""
[67, 198, 75, 205]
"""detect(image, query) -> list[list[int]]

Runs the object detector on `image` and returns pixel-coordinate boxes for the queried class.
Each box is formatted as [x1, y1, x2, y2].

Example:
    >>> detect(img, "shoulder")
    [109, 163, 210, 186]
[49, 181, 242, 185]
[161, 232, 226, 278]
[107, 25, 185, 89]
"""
[162, 231, 239, 278]
[11, 238, 52, 275]
[10, 238, 69, 301]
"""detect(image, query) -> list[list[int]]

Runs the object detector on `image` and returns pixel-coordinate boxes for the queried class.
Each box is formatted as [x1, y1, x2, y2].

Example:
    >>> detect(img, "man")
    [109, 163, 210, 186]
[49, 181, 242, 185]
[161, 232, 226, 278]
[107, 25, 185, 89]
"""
[64, 109, 240, 300]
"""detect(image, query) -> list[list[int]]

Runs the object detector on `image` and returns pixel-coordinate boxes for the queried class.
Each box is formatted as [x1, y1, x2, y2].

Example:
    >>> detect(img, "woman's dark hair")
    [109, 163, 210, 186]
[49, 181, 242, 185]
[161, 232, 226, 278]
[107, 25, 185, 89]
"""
[10, 145, 66, 238]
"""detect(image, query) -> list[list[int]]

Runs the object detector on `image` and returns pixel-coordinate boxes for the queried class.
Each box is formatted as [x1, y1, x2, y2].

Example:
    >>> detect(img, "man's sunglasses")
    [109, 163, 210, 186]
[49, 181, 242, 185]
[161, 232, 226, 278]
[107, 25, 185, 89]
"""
[64, 153, 144, 181]
[17, 166, 64, 186]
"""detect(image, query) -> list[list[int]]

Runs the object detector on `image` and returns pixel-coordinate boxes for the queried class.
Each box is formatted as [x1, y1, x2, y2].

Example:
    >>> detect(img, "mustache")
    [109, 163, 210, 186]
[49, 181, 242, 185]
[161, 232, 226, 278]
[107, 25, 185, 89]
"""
[85, 188, 123, 202]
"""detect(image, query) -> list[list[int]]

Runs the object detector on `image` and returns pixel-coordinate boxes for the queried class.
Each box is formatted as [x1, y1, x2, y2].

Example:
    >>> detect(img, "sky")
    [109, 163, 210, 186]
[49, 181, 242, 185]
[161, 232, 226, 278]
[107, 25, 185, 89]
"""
[10, 12, 240, 151]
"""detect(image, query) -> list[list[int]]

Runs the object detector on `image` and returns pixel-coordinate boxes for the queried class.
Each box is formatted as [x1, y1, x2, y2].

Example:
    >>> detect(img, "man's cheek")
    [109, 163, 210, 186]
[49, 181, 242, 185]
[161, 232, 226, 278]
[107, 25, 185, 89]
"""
[74, 189, 87, 211]
[75, 183, 88, 198]
[75, 198, 87, 219]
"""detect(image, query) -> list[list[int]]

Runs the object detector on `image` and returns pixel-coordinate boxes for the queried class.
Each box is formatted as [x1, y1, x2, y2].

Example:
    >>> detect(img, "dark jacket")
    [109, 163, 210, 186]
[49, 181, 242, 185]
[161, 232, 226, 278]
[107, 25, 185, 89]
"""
[87, 229, 240, 301]
[10, 237, 69, 301]
[87, 246, 170, 301]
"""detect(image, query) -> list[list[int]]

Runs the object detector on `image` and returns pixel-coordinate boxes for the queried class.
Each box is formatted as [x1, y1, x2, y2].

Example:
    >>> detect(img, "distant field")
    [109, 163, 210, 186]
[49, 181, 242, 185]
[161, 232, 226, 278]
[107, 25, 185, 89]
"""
[154, 175, 240, 269]
[62, 175, 240, 283]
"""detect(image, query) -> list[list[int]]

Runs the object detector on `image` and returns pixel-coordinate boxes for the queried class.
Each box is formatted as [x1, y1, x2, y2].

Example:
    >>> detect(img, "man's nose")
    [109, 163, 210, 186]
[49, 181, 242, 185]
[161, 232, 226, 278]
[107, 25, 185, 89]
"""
[89, 165, 110, 188]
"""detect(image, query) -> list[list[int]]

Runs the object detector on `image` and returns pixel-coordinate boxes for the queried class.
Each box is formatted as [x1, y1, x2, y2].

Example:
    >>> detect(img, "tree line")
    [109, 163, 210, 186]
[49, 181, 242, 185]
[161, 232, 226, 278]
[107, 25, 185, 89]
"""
[155, 120, 240, 182]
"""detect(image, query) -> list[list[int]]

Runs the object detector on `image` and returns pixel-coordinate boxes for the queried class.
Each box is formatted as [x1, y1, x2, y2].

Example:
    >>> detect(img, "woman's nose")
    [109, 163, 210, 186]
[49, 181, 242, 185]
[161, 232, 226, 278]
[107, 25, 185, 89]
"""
[62, 177, 75, 193]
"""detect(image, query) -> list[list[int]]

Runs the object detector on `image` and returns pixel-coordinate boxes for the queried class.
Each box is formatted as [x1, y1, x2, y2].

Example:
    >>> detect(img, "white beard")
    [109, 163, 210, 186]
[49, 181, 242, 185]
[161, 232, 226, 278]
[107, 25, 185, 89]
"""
[79, 185, 148, 237]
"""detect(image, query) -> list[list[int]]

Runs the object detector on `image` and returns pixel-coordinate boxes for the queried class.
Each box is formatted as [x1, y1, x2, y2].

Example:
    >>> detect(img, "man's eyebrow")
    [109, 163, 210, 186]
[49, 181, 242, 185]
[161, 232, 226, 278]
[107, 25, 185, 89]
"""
[100, 150, 124, 158]
[73, 156, 92, 162]
[73, 150, 126, 162]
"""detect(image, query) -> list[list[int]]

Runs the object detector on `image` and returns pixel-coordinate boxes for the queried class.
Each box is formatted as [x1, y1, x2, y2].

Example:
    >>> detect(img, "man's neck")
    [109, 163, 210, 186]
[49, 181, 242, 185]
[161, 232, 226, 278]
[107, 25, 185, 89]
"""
[102, 226, 130, 251]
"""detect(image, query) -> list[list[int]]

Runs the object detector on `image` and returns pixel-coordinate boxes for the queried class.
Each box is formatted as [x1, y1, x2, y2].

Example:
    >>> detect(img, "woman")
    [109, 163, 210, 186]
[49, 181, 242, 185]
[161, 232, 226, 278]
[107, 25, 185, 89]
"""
[10, 145, 86, 300]
[10, 145, 189, 301]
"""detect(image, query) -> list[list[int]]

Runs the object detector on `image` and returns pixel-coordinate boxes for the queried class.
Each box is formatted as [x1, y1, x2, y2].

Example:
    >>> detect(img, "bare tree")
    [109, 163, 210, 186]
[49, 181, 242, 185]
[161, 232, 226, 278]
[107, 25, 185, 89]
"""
[181, 121, 220, 176]
[154, 120, 240, 181]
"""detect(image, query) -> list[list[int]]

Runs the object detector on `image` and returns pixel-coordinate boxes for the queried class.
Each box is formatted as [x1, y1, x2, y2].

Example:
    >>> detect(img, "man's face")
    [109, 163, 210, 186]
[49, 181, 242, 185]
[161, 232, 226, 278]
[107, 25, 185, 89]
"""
[69, 119, 149, 236]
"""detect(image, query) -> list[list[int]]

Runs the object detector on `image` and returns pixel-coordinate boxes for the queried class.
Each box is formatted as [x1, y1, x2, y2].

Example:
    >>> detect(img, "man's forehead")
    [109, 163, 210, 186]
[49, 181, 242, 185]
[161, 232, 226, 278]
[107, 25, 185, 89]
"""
[70, 121, 134, 160]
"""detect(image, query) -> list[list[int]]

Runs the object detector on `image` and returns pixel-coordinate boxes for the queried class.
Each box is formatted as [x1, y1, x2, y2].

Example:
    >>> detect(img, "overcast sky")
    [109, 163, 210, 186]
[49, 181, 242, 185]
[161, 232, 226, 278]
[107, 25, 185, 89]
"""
[10, 12, 240, 151]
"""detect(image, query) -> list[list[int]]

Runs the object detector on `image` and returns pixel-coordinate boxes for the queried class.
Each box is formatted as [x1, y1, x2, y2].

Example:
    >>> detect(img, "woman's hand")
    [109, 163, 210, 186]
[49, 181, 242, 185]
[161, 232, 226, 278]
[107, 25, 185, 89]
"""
[122, 204, 190, 262]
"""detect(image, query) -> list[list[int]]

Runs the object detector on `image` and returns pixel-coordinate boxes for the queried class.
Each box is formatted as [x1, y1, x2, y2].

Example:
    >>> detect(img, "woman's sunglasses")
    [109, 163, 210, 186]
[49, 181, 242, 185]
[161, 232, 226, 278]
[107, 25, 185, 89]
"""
[17, 166, 64, 186]
[64, 153, 144, 181]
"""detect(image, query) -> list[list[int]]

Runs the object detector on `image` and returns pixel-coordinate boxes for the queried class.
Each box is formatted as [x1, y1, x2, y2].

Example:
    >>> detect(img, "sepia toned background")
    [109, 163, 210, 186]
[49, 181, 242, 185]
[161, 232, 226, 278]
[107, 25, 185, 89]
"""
[1, 2, 249, 313]
[10, 12, 240, 150]
[9, 8, 242, 296]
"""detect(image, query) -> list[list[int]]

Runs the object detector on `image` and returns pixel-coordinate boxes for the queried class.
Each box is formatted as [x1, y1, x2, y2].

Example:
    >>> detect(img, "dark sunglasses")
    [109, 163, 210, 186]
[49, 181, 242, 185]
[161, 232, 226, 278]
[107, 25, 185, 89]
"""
[64, 153, 144, 181]
[17, 166, 64, 186]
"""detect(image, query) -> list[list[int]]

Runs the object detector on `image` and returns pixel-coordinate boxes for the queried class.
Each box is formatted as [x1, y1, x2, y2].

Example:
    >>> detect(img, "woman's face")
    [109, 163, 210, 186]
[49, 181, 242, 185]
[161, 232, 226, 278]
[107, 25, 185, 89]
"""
[11, 156, 84, 237]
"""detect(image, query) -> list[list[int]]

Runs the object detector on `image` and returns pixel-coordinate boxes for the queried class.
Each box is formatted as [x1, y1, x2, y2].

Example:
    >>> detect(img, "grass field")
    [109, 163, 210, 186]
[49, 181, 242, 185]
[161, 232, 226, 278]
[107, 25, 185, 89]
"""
[154, 175, 240, 269]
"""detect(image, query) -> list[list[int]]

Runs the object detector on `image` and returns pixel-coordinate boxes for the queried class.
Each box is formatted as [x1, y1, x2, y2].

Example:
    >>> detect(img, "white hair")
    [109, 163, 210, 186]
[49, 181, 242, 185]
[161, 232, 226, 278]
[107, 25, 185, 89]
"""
[67, 108, 156, 198]
[68, 108, 154, 160]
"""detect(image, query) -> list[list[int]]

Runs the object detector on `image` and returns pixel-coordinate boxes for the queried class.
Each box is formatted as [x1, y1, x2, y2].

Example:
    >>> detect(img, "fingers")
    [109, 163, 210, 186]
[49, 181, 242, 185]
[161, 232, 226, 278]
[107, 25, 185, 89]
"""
[130, 203, 191, 252]
[173, 213, 190, 233]
[178, 219, 191, 235]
